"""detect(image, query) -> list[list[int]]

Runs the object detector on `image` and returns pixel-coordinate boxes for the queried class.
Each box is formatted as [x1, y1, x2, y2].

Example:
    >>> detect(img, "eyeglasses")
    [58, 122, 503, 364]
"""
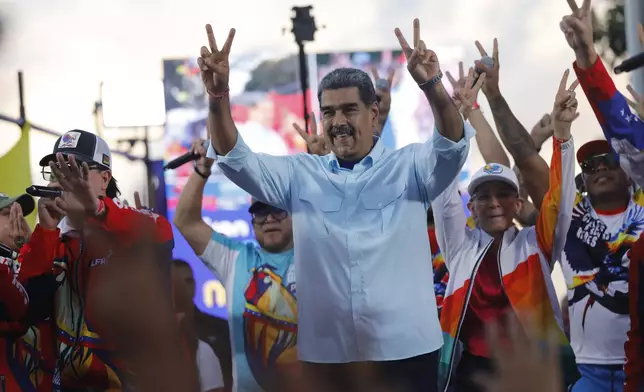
[251, 207, 288, 225]
[41, 164, 103, 182]
[471, 190, 518, 204]
[580, 153, 619, 174]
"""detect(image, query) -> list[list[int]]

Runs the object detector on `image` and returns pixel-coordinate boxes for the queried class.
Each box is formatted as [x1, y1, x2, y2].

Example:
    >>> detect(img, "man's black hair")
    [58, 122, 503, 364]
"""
[317, 68, 378, 107]
[106, 177, 121, 199]
[172, 259, 192, 269]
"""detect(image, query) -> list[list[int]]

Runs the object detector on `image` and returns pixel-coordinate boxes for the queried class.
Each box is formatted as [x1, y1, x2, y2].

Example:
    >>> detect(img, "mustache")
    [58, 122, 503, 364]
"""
[329, 125, 355, 138]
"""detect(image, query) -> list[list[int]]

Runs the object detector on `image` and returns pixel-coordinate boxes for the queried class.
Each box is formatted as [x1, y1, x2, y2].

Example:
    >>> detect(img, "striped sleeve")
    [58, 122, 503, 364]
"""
[536, 137, 576, 265]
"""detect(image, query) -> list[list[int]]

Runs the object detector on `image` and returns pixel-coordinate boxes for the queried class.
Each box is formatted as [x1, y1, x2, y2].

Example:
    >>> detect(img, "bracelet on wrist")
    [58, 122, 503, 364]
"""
[208, 87, 230, 100]
[194, 163, 211, 180]
[472, 102, 480, 110]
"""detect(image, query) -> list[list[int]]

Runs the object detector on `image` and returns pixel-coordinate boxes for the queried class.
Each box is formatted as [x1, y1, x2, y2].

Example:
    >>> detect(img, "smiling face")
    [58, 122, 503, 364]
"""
[582, 153, 630, 199]
[320, 87, 378, 161]
[468, 181, 523, 237]
[252, 205, 294, 253]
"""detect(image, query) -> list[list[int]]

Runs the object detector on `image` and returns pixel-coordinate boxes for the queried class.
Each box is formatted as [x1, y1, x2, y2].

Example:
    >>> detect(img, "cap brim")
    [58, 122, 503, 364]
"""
[0, 194, 35, 216]
[248, 201, 268, 214]
[577, 140, 612, 163]
[468, 175, 519, 195]
[39, 152, 101, 167]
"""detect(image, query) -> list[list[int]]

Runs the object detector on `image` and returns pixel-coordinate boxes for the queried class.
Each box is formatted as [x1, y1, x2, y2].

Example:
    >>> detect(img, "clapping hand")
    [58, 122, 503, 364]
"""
[552, 69, 580, 141]
[395, 19, 441, 86]
[198, 24, 235, 98]
[474, 39, 500, 97]
[294, 114, 330, 156]
[49, 153, 100, 219]
[9, 203, 30, 248]
[453, 67, 486, 119]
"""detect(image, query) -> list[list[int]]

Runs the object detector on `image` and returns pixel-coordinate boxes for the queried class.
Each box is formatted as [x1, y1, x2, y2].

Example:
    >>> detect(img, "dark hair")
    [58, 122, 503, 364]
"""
[106, 176, 121, 199]
[317, 68, 377, 107]
[172, 259, 192, 269]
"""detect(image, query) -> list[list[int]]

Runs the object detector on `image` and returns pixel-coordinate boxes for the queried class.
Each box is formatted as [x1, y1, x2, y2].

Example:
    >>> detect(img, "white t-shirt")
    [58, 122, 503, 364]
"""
[196, 340, 224, 392]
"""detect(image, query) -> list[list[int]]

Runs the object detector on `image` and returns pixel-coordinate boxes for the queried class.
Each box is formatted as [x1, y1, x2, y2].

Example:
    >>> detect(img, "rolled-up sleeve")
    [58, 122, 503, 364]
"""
[208, 134, 295, 211]
[411, 120, 475, 203]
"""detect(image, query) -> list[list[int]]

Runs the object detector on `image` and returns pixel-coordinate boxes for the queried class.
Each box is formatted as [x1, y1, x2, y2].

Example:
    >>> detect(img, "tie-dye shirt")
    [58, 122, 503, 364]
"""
[199, 232, 298, 392]
[562, 191, 644, 364]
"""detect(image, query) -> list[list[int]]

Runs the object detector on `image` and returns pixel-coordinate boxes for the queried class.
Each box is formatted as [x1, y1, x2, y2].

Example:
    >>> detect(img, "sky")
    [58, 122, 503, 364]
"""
[0, 0, 641, 298]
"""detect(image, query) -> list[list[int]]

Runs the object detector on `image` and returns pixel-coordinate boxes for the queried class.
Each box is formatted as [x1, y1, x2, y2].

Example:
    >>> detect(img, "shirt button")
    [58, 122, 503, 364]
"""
[377, 202, 383, 207]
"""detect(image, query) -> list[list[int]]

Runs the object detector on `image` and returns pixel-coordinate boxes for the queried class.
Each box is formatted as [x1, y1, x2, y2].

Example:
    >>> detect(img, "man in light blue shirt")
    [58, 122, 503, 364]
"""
[197, 20, 474, 392]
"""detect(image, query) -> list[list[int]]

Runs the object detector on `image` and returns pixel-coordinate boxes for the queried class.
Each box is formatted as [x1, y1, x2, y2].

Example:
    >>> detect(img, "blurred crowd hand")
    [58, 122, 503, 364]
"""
[89, 232, 199, 392]
[199, 24, 235, 97]
[446, 61, 469, 108]
[9, 203, 30, 247]
[371, 66, 394, 125]
[294, 113, 330, 156]
[37, 197, 64, 230]
[474, 315, 562, 392]
[453, 67, 486, 120]
[474, 39, 500, 98]
[48, 153, 100, 228]
[552, 69, 580, 141]
[530, 113, 555, 150]
[560, 0, 595, 67]
[192, 140, 215, 174]
[395, 18, 442, 85]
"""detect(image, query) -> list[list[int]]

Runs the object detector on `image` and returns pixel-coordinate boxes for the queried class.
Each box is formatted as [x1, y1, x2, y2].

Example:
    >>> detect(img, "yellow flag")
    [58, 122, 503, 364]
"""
[0, 122, 35, 227]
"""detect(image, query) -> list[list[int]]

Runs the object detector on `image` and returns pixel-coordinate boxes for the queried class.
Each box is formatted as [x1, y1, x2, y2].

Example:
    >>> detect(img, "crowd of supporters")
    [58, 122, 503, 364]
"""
[0, 0, 644, 391]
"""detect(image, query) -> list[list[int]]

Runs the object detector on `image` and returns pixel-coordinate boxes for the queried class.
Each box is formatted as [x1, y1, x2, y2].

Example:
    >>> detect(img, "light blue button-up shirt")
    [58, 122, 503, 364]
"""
[208, 123, 474, 363]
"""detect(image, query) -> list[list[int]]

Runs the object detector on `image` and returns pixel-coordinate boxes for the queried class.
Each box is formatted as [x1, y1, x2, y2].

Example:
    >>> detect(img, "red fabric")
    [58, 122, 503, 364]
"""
[625, 236, 644, 392]
[573, 57, 618, 127]
[0, 263, 28, 321]
[460, 243, 512, 358]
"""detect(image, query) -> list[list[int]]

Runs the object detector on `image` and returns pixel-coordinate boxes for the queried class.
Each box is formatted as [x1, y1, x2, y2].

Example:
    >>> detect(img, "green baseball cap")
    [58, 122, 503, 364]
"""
[0, 193, 35, 216]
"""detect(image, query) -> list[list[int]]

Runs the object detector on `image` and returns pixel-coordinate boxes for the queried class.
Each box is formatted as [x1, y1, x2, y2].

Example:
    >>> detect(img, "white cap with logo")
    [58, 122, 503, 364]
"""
[467, 163, 519, 195]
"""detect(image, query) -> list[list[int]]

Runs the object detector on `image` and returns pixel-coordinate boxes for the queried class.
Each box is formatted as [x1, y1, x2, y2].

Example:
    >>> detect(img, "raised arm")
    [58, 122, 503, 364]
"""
[173, 141, 245, 281]
[475, 39, 551, 210]
[535, 70, 579, 266]
[431, 180, 468, 269]
[199, 25, 295, 210]
[395, 18, 464, 143]
[447, 61, 511, 167]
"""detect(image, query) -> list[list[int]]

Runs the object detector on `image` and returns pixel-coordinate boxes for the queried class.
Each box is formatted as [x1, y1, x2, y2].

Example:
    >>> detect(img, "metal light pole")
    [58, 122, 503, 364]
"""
[625, 0, 644, 92]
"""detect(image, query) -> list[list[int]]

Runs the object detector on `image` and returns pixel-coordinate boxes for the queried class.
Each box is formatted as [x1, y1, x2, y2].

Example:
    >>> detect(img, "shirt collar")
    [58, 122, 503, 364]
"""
[327, 136, 385, 172]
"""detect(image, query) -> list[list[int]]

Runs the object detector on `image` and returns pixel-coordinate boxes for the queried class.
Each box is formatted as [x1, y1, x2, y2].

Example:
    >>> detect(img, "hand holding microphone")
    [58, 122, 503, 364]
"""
[163, 140, 212, 171]
[191, 140, 215, 179]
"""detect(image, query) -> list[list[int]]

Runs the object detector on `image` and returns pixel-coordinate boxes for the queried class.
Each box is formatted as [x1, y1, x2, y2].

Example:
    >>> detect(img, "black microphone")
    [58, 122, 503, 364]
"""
[614, 52, 644, 74]
[26, 185, 63, 199]
[0, 243, 17, 261]
[163, 140, 210, 171]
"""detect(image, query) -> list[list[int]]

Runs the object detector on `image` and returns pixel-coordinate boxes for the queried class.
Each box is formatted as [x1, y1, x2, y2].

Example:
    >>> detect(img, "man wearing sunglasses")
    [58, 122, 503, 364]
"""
[17, 129, 177, 392]
[174, 141, 298, 392]
[560, 139, 640, 391]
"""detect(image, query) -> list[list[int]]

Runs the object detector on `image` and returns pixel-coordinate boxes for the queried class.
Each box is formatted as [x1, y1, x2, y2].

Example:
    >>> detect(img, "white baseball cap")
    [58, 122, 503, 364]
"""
[39, 129, 112, 170]
[467, 163, 519, 195]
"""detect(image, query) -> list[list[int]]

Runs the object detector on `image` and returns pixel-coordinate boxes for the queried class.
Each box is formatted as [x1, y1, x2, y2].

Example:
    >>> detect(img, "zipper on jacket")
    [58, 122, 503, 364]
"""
[442, 239, 494, 392]
[496, 241, 505, 293]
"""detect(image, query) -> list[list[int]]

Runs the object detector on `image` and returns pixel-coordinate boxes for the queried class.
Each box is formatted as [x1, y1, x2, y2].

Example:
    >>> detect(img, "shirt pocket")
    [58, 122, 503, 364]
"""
[297, 188, 343, 238]
[360, 179, 408, 233]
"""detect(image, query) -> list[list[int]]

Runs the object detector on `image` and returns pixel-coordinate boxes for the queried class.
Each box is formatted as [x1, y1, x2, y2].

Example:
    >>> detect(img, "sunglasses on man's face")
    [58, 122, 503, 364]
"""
[251, 207, 288, 225]
[41, 163, 103, 182]
[580, 153, 620, 174]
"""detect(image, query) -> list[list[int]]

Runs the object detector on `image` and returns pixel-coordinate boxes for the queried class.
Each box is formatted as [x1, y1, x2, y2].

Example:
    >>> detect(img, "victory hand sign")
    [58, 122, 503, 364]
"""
[552, 69, 580, 141]
[454, 67, 486, 120]
[198, 24, 236, 97]
[294, 114, 330, 156]
[560, 0, 596, 66]
[395, 19, 441, 85]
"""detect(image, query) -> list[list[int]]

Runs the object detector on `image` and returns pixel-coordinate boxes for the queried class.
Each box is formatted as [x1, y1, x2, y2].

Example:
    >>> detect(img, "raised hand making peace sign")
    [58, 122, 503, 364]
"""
[394, 19, 441, 85]
[552, 69, 580, 141]
[560, 0, 594, 55]
[474, 39, 500, 97]
[294, 114, 330, 156]
[198, 24, 236, 98]
[453, 67, 486, 119]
